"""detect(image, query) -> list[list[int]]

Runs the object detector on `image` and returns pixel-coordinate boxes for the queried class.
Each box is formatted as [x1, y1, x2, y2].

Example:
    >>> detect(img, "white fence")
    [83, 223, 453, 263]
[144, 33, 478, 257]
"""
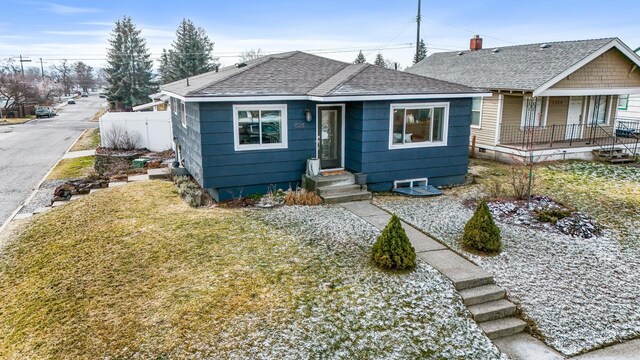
[99, 111, 173, 151]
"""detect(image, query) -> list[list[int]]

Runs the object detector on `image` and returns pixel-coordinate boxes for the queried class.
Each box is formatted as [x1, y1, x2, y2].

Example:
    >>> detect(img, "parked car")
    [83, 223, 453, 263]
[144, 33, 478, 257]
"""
[81, 92, 89, 97]
[67, 99, 76, 105]
[35, 107, 56, 118]
[99, 93, 106, 98]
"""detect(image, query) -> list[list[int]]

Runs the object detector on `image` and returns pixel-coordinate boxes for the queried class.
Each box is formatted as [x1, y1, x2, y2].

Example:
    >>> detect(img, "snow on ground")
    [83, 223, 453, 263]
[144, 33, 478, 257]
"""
[375, 192, 640, 356]
[249, 205, 506, 359]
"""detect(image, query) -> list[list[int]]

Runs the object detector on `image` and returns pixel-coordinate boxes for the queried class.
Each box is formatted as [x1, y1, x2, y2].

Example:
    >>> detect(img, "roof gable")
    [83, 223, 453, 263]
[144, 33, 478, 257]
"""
[407, 38, 640, 93]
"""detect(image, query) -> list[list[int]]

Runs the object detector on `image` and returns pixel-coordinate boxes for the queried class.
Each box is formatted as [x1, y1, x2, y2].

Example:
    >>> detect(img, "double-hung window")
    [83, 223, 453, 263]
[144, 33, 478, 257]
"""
[589, 95, 610, 126]
[233, 104, 288, 151]
[471, 97, 482, 127]
[390, 103, 449, 149]
[618, 94, 629, 111]
[520, 96, 547, 127]
[180, 101, 187, 127]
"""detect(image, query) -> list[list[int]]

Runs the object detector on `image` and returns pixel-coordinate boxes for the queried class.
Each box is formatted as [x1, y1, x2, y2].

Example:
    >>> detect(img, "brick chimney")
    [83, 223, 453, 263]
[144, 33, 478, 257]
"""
[470, 35, 483, 51]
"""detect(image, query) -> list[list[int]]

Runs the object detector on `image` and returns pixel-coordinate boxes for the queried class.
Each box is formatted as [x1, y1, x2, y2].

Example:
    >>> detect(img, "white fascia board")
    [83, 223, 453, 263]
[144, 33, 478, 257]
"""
[539, 88, 640, 96]
[161, 90, 492, 103]
[533, 39, 640, 97]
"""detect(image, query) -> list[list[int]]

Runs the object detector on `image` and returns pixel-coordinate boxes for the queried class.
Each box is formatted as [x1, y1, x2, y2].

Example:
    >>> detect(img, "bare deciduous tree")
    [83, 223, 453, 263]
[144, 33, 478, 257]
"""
[240, 49, 263, 62]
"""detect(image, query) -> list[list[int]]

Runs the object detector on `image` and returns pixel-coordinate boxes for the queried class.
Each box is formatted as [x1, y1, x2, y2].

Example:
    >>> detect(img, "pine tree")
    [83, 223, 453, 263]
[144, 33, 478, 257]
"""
[73, 61, 95, 92]
[354, 51, 367, 64]
[374, 53, 386, 67]
[372, 214, 416, 271]
[462, 200, 502, 253]
[159, 19, 219, 84]
[105, 16, 156, 111]
[413, 39, 427, 64]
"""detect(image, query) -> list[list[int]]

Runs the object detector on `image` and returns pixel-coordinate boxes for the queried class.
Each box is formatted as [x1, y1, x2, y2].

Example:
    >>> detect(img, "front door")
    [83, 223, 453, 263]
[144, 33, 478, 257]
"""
[318, 106, 343, 169]
[566, 96, 584, 140]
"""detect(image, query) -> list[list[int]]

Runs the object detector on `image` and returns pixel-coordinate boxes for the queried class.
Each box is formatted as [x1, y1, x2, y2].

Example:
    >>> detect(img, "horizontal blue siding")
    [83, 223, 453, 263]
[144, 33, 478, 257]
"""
[356, 98, 472, 191]
[172, 102, 204, 185]
[199, 100, 316, 200]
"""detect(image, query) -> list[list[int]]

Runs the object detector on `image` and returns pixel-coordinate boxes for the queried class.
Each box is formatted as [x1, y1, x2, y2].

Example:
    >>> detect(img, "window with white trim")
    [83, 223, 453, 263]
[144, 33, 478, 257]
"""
[589, 95, 609, 125]
[618, 94, 629, 110]
[390, 103, 448, 149]
[233, 104, 287, 151]
[471, 97, 482, 127]
[181, 101, 186, 127]
[171, 97, 178, 115]
[520, 96, 547, 127]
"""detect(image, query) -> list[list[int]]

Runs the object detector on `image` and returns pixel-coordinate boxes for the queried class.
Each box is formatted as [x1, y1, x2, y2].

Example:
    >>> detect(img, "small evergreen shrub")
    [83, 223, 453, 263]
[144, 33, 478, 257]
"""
[462, 200, 502, 253]
[372, 214, 416, 271]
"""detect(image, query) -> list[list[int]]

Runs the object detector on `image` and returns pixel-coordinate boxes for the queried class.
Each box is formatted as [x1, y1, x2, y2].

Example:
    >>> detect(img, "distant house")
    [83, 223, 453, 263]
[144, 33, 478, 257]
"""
[617, 47, 640, 122]
[408, 37, 640, 162]
[161, 51, 488, 201]
[132, 92, 170, 112]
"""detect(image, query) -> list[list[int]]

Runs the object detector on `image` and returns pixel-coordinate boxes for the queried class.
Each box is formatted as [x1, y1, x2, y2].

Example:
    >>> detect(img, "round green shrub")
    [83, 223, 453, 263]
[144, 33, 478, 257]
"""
[372, 214, 416, 271]
[462, 199, 502, 253]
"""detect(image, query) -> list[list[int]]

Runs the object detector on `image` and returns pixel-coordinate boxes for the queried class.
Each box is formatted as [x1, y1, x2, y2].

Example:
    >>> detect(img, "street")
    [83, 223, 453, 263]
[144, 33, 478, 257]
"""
[0, 96, 103, 228]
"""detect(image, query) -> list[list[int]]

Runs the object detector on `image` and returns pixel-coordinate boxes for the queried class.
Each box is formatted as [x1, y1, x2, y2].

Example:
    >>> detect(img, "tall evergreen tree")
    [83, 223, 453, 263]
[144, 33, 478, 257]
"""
[413, 39, 427, 64]
[73, 61, 95, 92]
[159, 19, 218, 84]
[374, 53, 386, 67]
[105, 16, 156, 111]
[354, 51, 367, 64]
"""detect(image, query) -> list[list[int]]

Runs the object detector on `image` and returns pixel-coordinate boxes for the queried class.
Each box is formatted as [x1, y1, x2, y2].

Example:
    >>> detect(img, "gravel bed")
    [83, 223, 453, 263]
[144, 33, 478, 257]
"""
[246, 205, 506, 359]
[375, 193, 640, 356]
[18, 180, 67, 215]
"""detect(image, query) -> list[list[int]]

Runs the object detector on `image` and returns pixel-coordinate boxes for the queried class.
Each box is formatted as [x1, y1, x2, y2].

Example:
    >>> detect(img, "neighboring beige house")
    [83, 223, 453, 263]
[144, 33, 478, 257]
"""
[617, 47, 640, 126]
[132, 92, 170, 112]
[408, 37, 640, 162]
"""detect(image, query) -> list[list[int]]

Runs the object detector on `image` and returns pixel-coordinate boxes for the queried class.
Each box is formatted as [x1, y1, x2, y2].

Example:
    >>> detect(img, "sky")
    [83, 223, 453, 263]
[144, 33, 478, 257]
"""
[1, 0, 639, 71]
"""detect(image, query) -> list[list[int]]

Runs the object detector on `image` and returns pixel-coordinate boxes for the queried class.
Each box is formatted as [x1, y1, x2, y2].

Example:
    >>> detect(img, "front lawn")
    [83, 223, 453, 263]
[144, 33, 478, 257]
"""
[374, 159, 640, 356]
[46, 155, 95, 180]
[0, 181, 503, 359]
[70, 128, 101, 151]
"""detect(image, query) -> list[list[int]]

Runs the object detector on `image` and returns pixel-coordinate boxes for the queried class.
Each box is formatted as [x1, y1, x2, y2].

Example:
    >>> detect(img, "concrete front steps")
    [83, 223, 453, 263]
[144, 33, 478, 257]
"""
[460, 284, 527, 340]
[303, 172, 371, 204]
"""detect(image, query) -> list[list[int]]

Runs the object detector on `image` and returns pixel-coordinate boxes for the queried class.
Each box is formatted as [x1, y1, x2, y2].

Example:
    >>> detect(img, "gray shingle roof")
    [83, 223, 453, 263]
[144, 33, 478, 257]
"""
[407, 38, 617, 91]
[162, 51, 484, 98]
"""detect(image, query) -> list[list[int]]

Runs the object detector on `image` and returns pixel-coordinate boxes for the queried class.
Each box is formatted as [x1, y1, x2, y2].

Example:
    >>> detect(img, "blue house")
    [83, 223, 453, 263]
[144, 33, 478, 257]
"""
[161, 51, 488, 202]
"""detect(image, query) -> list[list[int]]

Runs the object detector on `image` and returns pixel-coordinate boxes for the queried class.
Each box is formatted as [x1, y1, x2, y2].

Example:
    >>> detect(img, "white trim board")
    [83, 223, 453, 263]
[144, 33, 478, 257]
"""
[161, 90, 493, 103]
[533, 38, 640, 97]
[539, 87, 640, 96]
[315, 103, 346, 169]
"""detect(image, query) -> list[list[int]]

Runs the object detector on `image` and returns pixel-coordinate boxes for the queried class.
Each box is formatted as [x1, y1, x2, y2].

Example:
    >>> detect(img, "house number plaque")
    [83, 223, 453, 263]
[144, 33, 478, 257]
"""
[294, 122, 306, 129]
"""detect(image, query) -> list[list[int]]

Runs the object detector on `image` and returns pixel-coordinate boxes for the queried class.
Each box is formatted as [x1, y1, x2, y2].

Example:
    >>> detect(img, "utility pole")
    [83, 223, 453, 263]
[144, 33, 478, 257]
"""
[39, 58, 47, 79]
[416, 0, 421, 62]
[19, 55, 31, 76]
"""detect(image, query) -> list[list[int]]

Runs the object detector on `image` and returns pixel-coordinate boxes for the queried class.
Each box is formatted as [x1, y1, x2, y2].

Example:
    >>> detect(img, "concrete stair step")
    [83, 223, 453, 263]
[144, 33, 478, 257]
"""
[417, 250, 494, 291]
[304, 173, 355, 190]
[479, 317, 528, 340]
[148, 168, 171, 180]
[317, 184, 361, 196]
[460, 284, 506, 306]
[468, 299, 516, 322]
[322, 191, 372, 204]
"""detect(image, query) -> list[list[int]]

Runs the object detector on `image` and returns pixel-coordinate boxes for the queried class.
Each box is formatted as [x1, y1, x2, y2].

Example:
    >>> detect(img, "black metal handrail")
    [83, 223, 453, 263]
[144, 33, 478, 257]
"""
[500, 124, 594, 148]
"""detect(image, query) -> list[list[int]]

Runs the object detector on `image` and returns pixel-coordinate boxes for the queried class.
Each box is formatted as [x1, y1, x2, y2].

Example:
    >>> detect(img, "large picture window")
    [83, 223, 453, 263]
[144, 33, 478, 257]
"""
[233, 104, 288, 151]
[390, 103, 448, 149]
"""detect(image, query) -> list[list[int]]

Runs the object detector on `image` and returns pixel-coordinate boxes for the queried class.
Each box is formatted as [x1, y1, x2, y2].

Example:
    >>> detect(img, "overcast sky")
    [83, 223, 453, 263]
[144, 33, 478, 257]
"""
[1, 0, 639, 70]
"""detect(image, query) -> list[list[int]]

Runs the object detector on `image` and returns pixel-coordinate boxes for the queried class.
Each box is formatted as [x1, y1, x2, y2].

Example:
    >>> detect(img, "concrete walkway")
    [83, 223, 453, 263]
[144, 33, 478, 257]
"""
[61, 149, 96, 159]
[340, 200, 564, 360]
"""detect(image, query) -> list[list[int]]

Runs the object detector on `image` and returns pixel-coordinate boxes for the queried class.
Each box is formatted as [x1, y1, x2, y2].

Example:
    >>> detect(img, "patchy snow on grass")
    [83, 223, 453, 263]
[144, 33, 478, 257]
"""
[375, 193, 640, 356]
[249, 205, 505, 359]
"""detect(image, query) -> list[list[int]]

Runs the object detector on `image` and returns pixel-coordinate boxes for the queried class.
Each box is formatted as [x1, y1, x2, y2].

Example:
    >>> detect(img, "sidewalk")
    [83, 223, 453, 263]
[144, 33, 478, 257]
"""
[61, 149, 96, 159]
[340, 200, 563, 360]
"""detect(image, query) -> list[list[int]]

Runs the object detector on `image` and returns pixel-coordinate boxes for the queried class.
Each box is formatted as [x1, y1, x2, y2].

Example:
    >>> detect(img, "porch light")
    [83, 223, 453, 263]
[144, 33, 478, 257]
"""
[305, 108, 312, 122]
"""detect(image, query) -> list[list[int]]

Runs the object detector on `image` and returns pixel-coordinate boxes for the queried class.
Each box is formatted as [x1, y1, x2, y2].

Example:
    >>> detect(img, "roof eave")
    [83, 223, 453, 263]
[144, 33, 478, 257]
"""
[533, 38, 640, 97]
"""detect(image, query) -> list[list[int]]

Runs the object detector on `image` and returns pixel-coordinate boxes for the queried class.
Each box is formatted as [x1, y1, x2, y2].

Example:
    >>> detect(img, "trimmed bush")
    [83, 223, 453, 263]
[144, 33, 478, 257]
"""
[462, 200, 502, 253]
[372, 214, 416, 271]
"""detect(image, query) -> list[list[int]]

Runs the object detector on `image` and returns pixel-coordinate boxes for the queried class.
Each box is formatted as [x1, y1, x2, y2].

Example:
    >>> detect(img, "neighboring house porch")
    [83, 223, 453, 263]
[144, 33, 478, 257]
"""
[409, 37, 640, 162]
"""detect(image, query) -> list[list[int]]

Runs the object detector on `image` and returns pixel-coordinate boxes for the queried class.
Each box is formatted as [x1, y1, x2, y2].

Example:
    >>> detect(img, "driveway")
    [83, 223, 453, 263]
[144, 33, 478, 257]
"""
[0, 96, 103, 228]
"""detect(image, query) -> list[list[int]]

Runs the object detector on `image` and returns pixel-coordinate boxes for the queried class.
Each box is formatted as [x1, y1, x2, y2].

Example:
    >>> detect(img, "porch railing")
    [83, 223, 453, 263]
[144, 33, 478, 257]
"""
[500, 118, 640, 153]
